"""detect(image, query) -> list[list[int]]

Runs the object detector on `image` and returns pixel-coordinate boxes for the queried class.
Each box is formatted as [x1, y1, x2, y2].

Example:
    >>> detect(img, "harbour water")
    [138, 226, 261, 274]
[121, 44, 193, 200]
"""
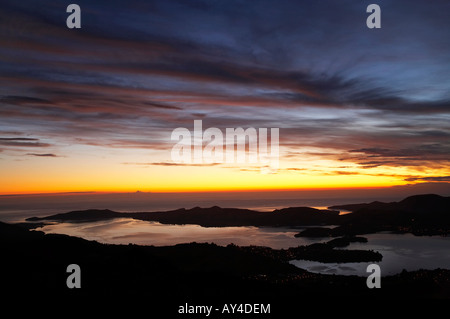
[1, 193, 449, 276]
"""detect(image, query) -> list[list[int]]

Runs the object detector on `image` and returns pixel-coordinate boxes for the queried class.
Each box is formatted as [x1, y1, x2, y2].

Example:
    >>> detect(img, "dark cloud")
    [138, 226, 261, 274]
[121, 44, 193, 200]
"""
[142, 101, 182, 110]
[26, 153, 59, 157]
[350, 146, 450, 158]
[331, 171, 360, 175]
[347, 145, 450, 166]
[404, 176, 450, 182]
[0, 138, 51, 147]
[1, 95, 53, 105]
[0, 138, 38, 141]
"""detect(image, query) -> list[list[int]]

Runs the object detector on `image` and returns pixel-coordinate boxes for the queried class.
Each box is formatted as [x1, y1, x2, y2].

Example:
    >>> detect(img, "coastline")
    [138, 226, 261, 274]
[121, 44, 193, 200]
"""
[1, 193, 449, 306]
[2, 221, 449, 303]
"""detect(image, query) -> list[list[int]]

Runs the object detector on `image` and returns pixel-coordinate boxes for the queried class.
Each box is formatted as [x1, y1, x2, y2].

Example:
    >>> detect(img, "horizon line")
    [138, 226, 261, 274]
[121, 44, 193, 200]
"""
[1, 183, 448, 196]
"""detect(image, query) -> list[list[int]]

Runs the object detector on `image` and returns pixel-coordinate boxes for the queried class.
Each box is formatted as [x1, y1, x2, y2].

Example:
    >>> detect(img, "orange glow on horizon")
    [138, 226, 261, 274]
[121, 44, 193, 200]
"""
[0, 182, 415, 196]
[1, 145, 448, 196]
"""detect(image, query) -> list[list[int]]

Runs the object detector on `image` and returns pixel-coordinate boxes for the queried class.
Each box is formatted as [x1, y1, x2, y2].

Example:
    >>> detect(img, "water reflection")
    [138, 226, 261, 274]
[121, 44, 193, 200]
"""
[290, 233, 450, 276]
[37, 218, 320, 249]
[36, 220, 450, 276]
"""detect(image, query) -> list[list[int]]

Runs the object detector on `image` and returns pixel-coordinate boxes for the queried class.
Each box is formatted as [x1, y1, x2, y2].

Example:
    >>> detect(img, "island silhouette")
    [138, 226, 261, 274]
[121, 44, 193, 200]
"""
[27, 194, 450, 236]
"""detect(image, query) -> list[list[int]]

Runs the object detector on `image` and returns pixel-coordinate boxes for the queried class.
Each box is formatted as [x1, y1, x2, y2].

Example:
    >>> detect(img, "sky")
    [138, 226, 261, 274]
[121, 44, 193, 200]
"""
[0, 0, 450, 194]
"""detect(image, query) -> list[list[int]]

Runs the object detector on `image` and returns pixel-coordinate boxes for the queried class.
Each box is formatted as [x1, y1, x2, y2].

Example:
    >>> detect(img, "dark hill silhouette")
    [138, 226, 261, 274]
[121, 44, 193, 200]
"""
[397, 193, 450, 214]
[26, 194, 449, 235]
[28, 206, 340, 227]
[329, 194, 450, 236]
[330, 194, 450, 213]
[27, 209, 122, 222]
[335, 194, 450, 222]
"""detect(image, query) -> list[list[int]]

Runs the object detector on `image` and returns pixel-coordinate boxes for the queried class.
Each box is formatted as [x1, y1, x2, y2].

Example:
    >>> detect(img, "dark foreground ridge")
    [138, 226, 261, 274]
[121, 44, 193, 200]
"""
[1, 221, 449, 306]
[27, 194, 450, 236]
